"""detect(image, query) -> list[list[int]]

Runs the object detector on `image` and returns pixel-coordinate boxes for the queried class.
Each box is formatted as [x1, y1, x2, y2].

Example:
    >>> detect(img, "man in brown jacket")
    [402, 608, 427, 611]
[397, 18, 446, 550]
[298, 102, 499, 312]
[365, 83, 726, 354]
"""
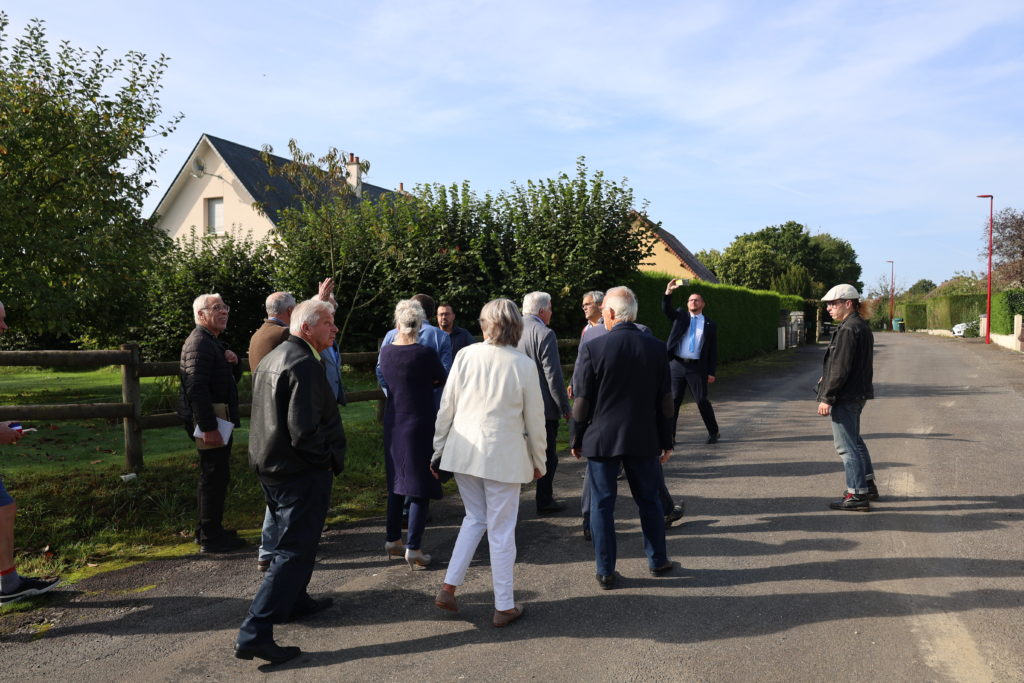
[248, 292, 296, 373]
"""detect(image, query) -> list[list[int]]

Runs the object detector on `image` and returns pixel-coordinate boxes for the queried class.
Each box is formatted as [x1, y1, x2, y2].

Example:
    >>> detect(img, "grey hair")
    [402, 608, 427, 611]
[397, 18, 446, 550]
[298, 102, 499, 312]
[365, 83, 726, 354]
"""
[394, 299, 426, 337]
[522, 291, 551, 316]
[289, 299, 334, 335]
[603, 286, 638, 322]
[265, 291, 296, 317]
[480, 298, 523, 347]
[192, 293, 222, 324]
[583, 290, 604, 304]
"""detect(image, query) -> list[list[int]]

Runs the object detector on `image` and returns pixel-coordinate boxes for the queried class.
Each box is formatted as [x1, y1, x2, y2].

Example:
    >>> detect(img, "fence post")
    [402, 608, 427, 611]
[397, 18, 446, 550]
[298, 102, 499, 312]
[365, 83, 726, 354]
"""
[120, 343, 144, 472]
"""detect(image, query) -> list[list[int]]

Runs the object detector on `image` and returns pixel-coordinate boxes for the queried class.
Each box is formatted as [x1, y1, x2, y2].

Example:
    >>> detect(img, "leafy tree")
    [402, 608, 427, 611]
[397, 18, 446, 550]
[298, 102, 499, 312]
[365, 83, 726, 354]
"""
[981, 207, 1024, 287]
[0, 14, 182, 344]
[907, 279, 937, 296]
[700, 221, 862, 297]
[770, 264, 814, 298]
[809, 233, 863, 294]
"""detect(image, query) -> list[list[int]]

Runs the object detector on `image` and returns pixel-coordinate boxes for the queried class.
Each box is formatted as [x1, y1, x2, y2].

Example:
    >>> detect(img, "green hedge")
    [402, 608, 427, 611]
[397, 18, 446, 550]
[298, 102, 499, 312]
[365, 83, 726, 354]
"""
[896, 302, 927, 330]
[925, 294, 987, 330]
[625, 271, 792, 363]
[991, 289, 1024, 335]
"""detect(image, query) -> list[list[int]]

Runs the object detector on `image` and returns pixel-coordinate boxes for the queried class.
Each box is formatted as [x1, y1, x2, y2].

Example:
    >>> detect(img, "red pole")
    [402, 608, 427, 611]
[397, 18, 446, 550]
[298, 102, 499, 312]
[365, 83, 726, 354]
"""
[978, 195, 994, 344]
[886, 260, 895, 327]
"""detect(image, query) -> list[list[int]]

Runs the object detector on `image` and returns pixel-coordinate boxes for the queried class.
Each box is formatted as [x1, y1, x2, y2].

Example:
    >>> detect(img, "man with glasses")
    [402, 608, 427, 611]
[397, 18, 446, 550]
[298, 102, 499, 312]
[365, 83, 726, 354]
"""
[178, 293, 244, 552]
[818, 284, 877, 511]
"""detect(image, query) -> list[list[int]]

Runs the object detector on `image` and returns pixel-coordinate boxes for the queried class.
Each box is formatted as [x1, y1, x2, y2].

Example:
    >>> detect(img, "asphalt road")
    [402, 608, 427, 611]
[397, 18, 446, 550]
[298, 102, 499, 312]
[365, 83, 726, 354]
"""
[2, 332, 1023, 682]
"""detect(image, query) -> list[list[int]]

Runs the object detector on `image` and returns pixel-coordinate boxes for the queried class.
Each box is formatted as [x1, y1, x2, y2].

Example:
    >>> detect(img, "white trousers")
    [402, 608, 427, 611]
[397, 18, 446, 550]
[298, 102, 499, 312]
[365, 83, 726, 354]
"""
[444, 473, 521, 611]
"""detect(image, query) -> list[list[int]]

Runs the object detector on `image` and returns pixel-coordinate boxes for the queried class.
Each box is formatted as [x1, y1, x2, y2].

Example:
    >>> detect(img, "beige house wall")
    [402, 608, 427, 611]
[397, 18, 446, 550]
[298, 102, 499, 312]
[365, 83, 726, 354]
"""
[155, 139, 276, 242]
[640, 245, 700, 280]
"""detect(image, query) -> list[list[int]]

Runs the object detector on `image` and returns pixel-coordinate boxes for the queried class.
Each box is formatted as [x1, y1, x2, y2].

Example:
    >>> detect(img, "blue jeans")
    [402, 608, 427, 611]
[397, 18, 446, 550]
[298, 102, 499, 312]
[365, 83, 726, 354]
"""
[830, 400, 874, 494]
[588, 456, 668, 576]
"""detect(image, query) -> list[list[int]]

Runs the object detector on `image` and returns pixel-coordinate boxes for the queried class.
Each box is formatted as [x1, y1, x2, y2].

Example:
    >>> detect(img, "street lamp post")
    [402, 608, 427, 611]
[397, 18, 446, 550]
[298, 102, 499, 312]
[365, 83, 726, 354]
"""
[977, 194, 993, 344]
[886, 260, 895, 327]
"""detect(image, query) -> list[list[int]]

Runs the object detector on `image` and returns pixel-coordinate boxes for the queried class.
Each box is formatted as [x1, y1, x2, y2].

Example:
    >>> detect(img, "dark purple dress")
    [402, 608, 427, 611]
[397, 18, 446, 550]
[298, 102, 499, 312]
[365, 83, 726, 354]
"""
[379, 343, 446, 500]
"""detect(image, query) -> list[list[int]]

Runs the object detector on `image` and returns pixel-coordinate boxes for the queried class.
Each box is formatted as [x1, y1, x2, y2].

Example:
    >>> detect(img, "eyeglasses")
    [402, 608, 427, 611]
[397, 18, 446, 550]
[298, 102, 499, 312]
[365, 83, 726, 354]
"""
[204, 304, 231, 313]
[825, 302, 844, 308]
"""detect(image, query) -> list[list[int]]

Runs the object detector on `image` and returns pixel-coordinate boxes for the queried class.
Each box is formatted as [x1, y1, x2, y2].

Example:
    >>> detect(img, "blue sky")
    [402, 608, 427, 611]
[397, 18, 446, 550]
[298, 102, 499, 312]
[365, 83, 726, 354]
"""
[4, 0, 1023, 292]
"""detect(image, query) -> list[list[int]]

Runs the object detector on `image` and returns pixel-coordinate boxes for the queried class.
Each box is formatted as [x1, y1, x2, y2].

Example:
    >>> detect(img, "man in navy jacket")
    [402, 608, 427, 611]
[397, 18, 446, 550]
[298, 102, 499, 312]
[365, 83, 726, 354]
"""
[662, 280, 720, 444]
[572, 287, 674, 589]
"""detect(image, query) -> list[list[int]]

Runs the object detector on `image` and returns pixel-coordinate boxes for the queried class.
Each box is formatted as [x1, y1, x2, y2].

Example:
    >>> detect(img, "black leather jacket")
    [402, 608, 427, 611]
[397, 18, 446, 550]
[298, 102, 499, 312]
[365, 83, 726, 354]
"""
[817, 312, 874, 405]
[248, 336, 346, 484]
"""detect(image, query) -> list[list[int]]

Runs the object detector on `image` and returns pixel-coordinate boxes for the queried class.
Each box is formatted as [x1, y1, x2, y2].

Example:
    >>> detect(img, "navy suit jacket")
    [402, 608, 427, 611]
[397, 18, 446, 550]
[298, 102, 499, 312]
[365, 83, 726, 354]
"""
[571, 322, 673, 458]
[662, 293, 718, 377]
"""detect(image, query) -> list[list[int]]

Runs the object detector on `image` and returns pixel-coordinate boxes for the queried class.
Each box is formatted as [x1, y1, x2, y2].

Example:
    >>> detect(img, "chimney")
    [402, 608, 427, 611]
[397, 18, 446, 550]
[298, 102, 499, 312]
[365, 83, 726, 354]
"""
[345, 153, 362, 197]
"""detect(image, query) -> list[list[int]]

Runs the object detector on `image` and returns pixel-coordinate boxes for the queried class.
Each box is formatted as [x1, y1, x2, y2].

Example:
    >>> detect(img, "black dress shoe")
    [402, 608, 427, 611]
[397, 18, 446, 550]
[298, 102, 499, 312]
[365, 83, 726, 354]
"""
[537, 501, 566, 514]
[288, 597, 334, 622]
[234, 641, 301, 664]
[596, 573, 615, 590]
[582, 526, 592, 542]
[650, 561, 673, 576]
[664, 503, 685, 528]
[706, 432, 720, 444]
[200, 535, 246, 553]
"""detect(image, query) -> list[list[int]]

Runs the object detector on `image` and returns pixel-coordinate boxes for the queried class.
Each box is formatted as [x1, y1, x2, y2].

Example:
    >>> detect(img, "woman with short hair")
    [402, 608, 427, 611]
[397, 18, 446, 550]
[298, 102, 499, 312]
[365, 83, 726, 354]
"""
[378, 299, 446, 568]
[431, 298, 547, 627]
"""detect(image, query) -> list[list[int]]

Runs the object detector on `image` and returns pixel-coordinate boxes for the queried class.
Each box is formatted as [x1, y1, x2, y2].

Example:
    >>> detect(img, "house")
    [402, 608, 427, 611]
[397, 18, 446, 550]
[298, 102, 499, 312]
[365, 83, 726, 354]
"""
[636, 216, 719, 283]
[153, 134, 391, 241]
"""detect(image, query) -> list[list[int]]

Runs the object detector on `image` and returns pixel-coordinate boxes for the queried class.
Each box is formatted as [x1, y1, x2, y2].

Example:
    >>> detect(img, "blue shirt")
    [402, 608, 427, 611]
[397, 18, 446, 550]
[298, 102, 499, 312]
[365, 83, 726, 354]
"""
[677, 314, 705, 359]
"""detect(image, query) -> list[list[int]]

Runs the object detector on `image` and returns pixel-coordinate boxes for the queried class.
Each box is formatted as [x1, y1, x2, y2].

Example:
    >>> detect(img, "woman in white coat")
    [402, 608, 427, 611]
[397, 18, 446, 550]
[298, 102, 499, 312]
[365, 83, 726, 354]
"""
[430, 298, 547, 627]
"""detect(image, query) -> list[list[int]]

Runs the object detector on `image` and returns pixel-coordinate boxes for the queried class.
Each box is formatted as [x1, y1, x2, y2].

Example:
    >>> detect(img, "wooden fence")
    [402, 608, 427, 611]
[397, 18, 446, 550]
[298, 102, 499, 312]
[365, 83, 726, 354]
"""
[0, 339, 580, 473]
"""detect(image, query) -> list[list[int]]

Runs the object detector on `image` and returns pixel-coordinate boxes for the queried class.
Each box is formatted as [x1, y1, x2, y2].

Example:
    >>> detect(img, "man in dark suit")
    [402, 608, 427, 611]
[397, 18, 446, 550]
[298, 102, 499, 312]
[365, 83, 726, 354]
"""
[518, 291, 571, 514]
[662, 280, 720, 444]
[572, 286, 674, 589]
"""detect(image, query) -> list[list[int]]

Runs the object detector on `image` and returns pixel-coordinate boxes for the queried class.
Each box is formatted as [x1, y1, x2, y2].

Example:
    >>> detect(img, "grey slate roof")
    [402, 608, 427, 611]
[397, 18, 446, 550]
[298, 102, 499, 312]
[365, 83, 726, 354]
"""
[159, 134, 391, 225]
[651, 224, 719, 283]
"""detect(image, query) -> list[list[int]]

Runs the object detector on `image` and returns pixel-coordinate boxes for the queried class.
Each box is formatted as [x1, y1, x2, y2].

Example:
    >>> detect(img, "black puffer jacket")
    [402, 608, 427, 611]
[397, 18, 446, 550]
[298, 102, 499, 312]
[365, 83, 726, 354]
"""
[817, 311, 874, 405]
[177, 325, 242, 433]
[248, 336, 346, 484]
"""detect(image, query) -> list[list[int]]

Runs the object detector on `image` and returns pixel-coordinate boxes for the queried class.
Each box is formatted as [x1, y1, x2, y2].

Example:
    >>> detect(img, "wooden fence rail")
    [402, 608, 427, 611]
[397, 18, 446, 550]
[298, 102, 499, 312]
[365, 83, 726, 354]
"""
[0, 341, 582, 472]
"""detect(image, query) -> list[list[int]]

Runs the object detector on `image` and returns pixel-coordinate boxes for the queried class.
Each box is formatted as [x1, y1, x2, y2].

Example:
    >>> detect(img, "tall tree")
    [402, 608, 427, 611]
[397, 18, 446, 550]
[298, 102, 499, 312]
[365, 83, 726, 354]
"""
[982, 207, 1024, 287]
[0, 14, 182, 343]
[809, 233, 863, 294]
[907, 279, 937, 296]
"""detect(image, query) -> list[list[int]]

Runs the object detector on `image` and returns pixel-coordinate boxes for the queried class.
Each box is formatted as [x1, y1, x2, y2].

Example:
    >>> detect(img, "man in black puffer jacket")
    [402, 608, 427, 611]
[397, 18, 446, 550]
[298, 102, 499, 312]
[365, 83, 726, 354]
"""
[235, 299, 345, 665]
[817, 284, 877, 512]
[178, 293, 243, 553]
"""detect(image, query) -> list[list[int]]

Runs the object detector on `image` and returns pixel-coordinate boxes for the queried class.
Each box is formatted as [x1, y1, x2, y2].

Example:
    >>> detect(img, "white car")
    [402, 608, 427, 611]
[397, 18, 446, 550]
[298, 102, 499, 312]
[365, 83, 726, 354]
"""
[952, 322, 969, 337]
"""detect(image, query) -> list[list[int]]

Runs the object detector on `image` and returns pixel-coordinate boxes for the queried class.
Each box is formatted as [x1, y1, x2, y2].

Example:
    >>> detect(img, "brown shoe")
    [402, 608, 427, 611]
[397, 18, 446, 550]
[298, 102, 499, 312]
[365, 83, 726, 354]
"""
[493, 603, 524, 627]
[434, 588, 458, 612]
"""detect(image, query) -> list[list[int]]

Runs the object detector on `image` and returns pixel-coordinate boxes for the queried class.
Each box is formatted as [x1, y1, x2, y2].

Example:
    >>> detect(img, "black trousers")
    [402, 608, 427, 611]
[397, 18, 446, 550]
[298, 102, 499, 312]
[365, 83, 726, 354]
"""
[237, 468, 332, 646]
[535, 419, 560, 510]
[669, 359, 719, 438]
[197, 442, 232, 543]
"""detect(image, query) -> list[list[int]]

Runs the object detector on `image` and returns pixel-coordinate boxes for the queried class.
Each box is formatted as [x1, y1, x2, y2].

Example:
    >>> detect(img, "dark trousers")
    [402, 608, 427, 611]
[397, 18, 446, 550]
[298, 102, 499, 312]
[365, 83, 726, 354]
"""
[670, 360, 719, 438]
[386, 491, 430, 549]
[196, 442, 232, 543]
[535, 419, 560, 510]
[588, 456, 668, 576]
[237, 468, 332, 647]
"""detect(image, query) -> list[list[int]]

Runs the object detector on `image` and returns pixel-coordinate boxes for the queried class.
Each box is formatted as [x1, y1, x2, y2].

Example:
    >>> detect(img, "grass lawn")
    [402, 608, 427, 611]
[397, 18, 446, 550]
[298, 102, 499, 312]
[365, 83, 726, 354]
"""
[0, 364, 392, 611]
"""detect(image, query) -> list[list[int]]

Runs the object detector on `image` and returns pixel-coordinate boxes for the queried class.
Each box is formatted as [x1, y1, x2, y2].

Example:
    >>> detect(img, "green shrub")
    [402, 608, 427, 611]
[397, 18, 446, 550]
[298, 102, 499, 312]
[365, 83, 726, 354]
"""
[896, 302, 927, 330]
[991, 289, 1024, 335]
[926, 294, 987, 330]
[625, 271, 790, 363]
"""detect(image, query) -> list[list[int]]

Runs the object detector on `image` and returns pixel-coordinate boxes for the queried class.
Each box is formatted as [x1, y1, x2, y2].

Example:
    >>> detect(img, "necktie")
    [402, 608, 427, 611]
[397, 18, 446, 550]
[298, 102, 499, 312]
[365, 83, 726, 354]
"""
[688, 317, 696, 353]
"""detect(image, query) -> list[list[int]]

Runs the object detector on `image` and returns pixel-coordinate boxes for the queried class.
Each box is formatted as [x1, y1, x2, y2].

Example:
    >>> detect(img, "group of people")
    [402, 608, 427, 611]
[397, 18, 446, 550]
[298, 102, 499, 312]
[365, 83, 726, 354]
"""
[0, 278, 877, 668]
